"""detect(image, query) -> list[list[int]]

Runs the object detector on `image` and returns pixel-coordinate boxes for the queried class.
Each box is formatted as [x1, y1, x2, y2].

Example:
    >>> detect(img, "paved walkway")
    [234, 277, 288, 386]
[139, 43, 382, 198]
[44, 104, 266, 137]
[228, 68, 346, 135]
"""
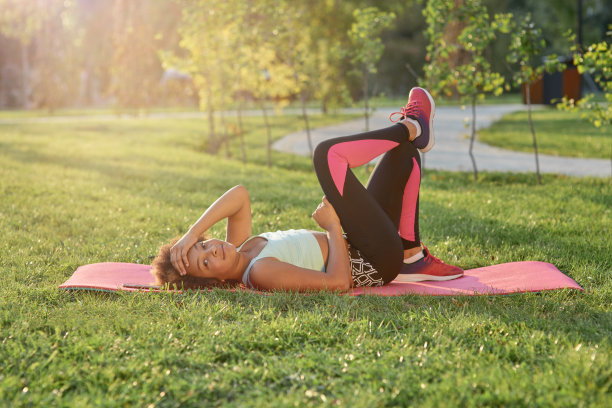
[274, 105, 611, 178]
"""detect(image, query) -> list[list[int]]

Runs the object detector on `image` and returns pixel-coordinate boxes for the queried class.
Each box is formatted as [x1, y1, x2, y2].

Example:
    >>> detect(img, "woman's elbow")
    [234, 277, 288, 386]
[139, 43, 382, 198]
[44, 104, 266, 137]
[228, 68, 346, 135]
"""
[338, 282, 351, 292]
[334, 275, 352, 292]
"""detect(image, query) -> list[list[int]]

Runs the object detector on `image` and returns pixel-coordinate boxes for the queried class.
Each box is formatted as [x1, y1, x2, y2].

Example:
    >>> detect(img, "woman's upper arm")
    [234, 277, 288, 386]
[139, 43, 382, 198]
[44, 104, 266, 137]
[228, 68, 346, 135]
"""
[226, 185, 252, 247]
[249, 259, 351, 292]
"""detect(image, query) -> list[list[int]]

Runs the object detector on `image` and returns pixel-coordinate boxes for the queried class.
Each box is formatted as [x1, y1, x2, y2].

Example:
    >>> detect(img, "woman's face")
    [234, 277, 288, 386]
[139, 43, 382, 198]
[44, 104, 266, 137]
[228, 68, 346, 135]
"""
[185, 238, 238, 280]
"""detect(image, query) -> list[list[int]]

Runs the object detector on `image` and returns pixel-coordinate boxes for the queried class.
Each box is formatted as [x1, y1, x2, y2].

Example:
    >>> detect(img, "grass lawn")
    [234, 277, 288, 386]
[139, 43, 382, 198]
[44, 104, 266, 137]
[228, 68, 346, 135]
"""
[478, 108, 611, 159]
[0, 113, 610, 407]
[0, 107, 200, 119]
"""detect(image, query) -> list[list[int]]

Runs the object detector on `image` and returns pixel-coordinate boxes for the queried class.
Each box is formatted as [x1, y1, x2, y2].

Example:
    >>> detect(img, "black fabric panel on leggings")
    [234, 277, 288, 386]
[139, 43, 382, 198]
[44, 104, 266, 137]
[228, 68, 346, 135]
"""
[365, 141, 421, 249]
[313, 134, 407, 284]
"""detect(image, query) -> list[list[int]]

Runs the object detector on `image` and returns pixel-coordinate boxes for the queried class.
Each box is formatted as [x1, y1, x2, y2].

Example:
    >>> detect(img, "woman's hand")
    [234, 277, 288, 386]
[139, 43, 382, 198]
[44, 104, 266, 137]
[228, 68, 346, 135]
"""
[170, 233, 198, 276]
[312, 197, 341, 233]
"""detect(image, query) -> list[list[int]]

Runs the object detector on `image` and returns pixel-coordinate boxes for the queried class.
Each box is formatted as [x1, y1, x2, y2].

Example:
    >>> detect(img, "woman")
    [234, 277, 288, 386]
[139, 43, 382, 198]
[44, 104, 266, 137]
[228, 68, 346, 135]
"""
[151, 87, 463, 291]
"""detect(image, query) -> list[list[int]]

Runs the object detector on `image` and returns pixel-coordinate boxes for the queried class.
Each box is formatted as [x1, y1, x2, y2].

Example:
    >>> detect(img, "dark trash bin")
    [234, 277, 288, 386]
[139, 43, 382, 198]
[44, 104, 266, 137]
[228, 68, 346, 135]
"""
[523, 56, 581, 105]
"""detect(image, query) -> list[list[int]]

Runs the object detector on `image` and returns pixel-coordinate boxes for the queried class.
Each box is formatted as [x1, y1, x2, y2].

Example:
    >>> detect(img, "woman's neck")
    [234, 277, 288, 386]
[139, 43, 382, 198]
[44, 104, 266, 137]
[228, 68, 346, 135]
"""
[229, 238, 266, 281]
[229, 252, 251, 281]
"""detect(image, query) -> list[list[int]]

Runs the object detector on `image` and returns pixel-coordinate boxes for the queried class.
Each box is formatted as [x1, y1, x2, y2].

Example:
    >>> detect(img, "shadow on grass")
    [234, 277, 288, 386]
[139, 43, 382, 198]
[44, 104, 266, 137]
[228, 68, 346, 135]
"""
[0, 140, 263, 207]
[424, 188, 609, 280]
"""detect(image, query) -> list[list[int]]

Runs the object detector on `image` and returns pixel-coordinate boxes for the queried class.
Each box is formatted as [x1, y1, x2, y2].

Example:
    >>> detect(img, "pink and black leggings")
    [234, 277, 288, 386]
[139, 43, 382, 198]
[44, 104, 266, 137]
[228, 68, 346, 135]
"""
[313, 124, 421, 286]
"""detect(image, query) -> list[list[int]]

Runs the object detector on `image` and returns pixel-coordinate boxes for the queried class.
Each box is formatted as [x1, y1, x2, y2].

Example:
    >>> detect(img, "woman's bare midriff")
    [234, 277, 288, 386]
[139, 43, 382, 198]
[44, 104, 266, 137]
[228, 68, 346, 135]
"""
[311, 231, 349, 267]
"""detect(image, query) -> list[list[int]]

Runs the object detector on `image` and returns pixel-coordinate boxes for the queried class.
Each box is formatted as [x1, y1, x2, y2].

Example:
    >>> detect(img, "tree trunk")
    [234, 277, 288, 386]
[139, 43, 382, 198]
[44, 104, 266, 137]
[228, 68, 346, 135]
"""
[526, 84, 542, 184]
[20, 41, 30, 109]
[301, 91, 313, 157]
[216, 48, 230, 159]
[364, 68, 370, 131]
[234, 71, 247, 164]
[221, 115, 231, 158]
[237, 101, 247, 163]
[206, 84, 217, 153]
[469, 95, 478, 181]
[259, 97, 272, 167]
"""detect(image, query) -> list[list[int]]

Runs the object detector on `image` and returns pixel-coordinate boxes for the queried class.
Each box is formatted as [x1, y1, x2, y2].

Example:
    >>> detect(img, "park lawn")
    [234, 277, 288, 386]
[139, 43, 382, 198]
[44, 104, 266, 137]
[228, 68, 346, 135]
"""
[478, 108, 610, 159]
[0, 107, 193, 119]
[0, 114, 610, 407]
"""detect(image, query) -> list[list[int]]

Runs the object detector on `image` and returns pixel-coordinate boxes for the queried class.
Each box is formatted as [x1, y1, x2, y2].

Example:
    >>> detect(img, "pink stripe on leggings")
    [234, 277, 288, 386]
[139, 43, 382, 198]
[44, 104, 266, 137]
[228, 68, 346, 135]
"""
[327, 139, 399, 196]
[399, 157, 420, 241]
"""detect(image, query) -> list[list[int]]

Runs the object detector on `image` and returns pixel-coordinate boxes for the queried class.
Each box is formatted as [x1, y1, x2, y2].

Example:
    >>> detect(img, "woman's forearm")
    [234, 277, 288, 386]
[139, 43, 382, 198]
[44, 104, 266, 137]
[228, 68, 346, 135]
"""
[186, 185, 251, 238]
[325, 227, 352, 290]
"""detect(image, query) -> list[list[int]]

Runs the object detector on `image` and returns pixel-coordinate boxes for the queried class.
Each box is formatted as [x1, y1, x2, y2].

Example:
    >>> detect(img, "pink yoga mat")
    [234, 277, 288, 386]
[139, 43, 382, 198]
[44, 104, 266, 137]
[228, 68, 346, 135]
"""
[59, 261, 583, 296]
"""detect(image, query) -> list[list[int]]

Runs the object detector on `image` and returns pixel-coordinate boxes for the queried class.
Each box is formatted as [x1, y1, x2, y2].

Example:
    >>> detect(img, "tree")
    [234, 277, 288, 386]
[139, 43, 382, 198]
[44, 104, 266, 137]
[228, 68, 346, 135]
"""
[507, 14, 563, 184]
[168, 0, 230, 152]
[241, 47, 294, 167]
[169, 0, 297, 162]
[72, 0, 116, 107]
[348, 7, 396, 131]
[31, 0, 84, 112]
[423, 0, 511, 180]
[224, 3, 251, 164]
[559, 27, 612, 177]
[238, 0, 297, 167]
[291, 22, 316, 156]
[110, 0, 164, 113]
[277, 2, 317, 157]
[0, 0, 84, 112]
[0, 0, 51, 108]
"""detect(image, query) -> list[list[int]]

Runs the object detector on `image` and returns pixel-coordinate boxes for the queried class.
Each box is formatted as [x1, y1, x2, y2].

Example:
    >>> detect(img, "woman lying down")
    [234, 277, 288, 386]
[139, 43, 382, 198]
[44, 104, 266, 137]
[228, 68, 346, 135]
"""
[151, 88, 463, 292]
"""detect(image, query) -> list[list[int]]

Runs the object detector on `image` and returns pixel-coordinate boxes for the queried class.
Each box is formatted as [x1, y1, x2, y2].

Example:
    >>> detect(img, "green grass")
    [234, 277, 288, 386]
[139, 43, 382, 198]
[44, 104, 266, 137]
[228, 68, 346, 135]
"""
[0, 106, 202, 119]
[0, 114, 610, 407]
[478, 108, 611, 159]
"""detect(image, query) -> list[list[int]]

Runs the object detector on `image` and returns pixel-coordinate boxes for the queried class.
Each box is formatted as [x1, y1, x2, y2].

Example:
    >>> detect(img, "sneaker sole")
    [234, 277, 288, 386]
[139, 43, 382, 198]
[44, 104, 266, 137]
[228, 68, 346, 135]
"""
[414, 87, 435, 153]
[394, 272, 463, 283]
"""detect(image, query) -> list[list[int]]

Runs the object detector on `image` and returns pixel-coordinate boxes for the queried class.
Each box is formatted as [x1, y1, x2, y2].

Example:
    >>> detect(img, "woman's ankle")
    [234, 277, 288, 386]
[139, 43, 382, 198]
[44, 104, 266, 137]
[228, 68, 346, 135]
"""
[400, 119, 421, 141]
[403, 246, 423, 259]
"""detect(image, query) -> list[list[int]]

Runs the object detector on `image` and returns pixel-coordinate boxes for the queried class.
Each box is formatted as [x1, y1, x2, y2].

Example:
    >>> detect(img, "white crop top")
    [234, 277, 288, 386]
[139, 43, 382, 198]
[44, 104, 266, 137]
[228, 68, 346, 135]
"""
[240, 229, 325, 288]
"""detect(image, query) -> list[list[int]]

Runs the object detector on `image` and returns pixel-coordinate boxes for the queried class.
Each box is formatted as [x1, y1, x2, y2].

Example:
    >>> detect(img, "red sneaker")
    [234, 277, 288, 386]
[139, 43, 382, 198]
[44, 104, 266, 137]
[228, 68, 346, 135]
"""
[389, 87, 436, 153]
[395, 246, 463, 282]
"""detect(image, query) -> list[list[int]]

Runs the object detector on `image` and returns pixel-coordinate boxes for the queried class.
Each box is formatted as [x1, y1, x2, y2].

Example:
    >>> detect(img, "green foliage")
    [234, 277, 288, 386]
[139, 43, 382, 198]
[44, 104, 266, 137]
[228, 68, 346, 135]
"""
[0, 0, 43, 45]
[348, 7, 396, 75]
[509, 0, 612, 57]
[506, 14, 564, 89]
[31, 1, 82, 112]
[505, 14, 565, 184]
[0, 0, 77, 110]
[559, 28, 612, 130]
[2, 0, 612, 113]
[110, 0, 165, 112]
[423, 0, 512, 179]
[348, 7, 395, 129]
[558, 26, 612, 176]
[423, 0, 510, 102]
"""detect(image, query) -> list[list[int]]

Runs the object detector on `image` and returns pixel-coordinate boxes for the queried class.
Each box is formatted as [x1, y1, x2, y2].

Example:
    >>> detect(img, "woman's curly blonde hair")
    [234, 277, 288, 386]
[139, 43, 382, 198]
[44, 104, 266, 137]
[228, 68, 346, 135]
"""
[150, 236, 241, 290]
